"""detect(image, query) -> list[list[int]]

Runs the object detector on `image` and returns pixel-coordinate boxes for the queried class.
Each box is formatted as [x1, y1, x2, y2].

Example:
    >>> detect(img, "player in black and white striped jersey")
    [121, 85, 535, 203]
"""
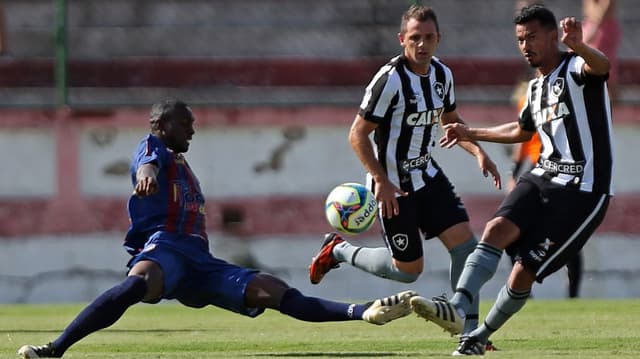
[410, 4, 614, 355]
[308, 4, 501, 339]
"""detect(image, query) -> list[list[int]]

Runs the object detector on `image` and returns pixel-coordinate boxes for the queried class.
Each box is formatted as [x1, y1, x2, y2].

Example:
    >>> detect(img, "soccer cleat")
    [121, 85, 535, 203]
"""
[452, 336, 485, 356]
[17, 343, 59, 358]
[308, 233, 344, 284]
[410, 295, 464, 336]
[363, 290, 418, 325]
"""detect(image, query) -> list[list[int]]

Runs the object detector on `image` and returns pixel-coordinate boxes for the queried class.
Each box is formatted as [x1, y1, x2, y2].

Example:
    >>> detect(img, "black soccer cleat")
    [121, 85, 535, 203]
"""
[452, 336, 486, 356]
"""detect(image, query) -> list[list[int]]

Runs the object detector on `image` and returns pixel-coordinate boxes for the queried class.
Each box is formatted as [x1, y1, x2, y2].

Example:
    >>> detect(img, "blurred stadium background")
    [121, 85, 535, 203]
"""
[0, 0, 639, 303]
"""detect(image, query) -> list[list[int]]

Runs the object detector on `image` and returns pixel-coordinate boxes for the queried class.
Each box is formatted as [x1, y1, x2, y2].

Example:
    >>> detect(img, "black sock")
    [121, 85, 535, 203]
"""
[51, 276, 147, 356]
[279, 288, 364, 322]
[567, 252, 583, 298]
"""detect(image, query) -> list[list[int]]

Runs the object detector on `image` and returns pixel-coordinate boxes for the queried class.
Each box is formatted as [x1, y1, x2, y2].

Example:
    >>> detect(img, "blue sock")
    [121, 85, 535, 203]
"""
[51, 276, 147, 356]
[279, 288, 365, 322]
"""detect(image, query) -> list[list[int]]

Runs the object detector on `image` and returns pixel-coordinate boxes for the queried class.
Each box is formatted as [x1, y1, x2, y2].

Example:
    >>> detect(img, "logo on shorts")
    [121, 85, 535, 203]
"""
[529, 238, 555, 262]
[391, 234, 409, 251]
[528, 249, 544, 262]
[539, 238, 555, 251]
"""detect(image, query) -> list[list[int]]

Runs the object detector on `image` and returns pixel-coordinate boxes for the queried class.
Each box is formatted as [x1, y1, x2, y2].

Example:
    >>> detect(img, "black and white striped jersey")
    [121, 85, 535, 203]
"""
[520, 52, 614, 195]
[358, 55, 456, 193]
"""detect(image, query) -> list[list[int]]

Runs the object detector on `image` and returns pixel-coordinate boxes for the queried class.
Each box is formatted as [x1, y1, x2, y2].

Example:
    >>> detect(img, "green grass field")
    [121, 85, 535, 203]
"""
[2, 299, 640, 358]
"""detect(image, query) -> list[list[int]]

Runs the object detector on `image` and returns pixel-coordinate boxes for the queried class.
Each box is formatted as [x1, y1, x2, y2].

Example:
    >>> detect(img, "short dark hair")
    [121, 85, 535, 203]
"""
[149, 99, 193, 124]
[400, 4, 440, 34]
[514, 4, 557, 31]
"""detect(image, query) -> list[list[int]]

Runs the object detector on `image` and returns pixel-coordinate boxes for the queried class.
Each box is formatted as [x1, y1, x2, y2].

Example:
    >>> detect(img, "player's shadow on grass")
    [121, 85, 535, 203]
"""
[5, 329, 212, 334]
[253, 353, 419, 357]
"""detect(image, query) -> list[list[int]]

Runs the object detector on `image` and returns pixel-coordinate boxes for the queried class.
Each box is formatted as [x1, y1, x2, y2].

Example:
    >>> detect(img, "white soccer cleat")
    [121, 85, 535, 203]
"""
[17, 343, 57, 358]
[363, 290, 418, 325]
[410, 295, 464, 336]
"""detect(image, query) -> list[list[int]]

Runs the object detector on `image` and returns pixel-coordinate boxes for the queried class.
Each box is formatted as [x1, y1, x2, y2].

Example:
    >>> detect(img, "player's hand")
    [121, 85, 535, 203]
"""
[439, 123, 470, 149]
[477, 154, 502, 190]
[374, 178, 408, 219]
[560, 17, 584, 51]
[134, 176, 159, 197]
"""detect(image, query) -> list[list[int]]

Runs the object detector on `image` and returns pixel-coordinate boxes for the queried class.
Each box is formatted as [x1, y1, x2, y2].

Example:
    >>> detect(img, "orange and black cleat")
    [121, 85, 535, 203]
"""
[308, 233, 344, 284]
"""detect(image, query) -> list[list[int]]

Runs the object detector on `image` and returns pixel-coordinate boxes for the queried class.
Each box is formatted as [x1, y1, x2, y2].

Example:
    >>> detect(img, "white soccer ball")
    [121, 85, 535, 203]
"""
[324, 182, 377, 235]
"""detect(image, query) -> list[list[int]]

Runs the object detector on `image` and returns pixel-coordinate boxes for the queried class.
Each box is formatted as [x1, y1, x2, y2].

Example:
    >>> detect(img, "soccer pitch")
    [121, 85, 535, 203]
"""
[2, 299, 640, 358]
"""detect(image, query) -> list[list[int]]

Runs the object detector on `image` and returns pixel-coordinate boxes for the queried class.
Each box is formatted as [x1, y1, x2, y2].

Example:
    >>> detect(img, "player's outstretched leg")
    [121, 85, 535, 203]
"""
[309, 233, 344, 284]
[410, 295, 464, 335]
[278, 286, 417, 325]
[18, 275, 148, 358]
[363, 290, 418, 325]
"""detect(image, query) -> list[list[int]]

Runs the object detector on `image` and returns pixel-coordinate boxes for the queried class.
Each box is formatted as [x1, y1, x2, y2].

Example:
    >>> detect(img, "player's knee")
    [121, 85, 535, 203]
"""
[390, 270, 421, 283]
[389, 262, 423, 283]
[245, 273, 290, 309]
[483, 217, 519, 247]
[389, 261, 422, 283]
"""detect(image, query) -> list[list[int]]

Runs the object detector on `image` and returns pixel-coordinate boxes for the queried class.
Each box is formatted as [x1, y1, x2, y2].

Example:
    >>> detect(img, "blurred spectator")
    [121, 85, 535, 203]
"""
[582, 0, 621, 101]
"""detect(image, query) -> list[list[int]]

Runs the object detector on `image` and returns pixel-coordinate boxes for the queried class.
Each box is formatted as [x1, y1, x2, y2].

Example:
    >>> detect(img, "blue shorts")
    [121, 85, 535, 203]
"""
[128, 231, 264, 317]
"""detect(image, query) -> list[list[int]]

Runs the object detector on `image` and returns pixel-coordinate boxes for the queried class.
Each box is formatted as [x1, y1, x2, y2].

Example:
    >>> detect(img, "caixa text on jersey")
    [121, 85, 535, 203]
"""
[405, 108, 443, 126]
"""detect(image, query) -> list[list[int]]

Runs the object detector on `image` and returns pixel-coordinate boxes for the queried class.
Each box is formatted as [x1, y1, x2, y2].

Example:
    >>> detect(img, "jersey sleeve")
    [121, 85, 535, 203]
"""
[129, 135, 166, 186]
[132, 135, 164, 170]
[571, 55, 609, 85]
[358, 65, 398, 124]
[443, 67, 456, 113]
[518, 80, 536, 132]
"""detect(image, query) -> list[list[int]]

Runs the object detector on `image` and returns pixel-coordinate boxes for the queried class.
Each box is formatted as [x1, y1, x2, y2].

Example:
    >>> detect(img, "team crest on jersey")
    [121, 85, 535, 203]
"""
[551, 78, 565, 97]
[433, 82, 445, 100]
[391, 234, 409, 251]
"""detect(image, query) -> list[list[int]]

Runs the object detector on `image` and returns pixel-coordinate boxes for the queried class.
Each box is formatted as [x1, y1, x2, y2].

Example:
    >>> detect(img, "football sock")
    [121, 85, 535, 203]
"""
[333, 242, 419, 283]
[472, 285, 530, 344]
[450, 242, 503, 316]
[567, 251, 583, 298]
[279, 288, 365, 322]
[449, 237, 479, 334]
[51, 275, 147, 355]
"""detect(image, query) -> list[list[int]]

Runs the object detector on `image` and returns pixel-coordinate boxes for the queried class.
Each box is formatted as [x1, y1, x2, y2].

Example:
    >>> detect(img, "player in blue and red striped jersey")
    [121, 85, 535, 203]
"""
[18, 99, 418, 358]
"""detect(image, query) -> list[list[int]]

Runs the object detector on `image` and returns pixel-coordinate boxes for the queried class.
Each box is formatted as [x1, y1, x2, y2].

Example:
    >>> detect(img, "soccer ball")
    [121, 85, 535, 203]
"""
[324, 182, 377, 235]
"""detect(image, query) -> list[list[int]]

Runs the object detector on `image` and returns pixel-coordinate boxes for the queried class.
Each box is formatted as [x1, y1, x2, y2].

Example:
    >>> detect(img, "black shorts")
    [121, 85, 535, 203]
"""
[380, 170, 469, 262]
[497, 173, 610, 282]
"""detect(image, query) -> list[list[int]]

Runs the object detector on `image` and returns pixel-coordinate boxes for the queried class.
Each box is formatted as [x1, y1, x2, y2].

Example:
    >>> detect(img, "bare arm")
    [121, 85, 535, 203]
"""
[440, 121, 534, 147]
[441, 110, 502, 189]
[349, 114, 407, 218]
[561, 16, 610, 76]
[135, 163, 160, 196]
